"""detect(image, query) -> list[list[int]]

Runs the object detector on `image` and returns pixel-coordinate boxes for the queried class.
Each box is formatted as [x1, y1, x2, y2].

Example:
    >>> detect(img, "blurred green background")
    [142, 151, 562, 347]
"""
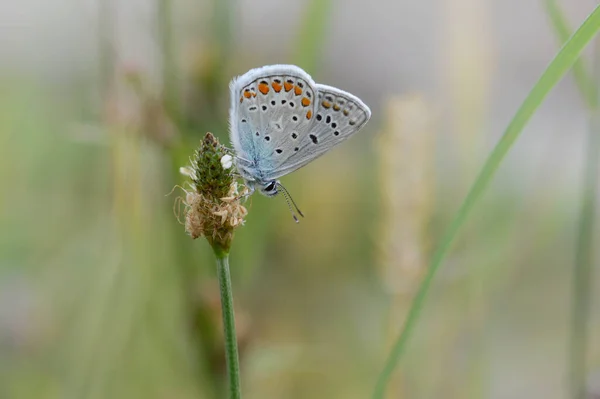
[1, 0, 599, 398]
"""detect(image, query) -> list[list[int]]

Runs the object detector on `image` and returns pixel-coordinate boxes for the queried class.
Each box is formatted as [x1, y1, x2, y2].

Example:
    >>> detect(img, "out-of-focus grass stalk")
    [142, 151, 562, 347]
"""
[441, 0, 492, 396]
[158, 0, 179, 120]
[293, 0, 332, 72]
[206, 0, 235, 97]
[66, 132, 144, 398]
[213, 0, 234, 60]
[570, 43, 600, 398]
[187, 0, 235, 131]
[545, 2, 600, 397]
[442, 0, 491, 178]
[373, 5, 600, 398]
[377, 95, 434, 397]
[98, 0, 116, 112]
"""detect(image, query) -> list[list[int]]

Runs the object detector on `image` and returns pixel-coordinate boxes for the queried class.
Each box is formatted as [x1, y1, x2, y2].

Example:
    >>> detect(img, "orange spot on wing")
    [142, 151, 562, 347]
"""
[301, 97, 311, 107]
[333, 104, 341, 111]
[252, 92, 257, 97]
[294, 86, 303, 96]
[239, 96, 243, 103]
[343, 109, 349, 116]
[322, 100, 332, 109]
[258, 83, 269, 95]
[243, 90, 252, 99]
[272, 82, 282, 92]
[284, 81, 293, 92]
[306, 110, 312, 119]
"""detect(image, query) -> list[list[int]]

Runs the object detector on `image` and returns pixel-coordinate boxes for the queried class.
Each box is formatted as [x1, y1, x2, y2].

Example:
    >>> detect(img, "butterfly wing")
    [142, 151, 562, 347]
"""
[260, 83, 371, 181]
[229, 65, 318, 182]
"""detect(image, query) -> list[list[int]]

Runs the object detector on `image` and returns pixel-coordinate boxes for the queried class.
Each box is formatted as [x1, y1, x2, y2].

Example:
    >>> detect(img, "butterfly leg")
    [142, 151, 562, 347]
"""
[223, 146, 236, 155]
[233, 155, 252, 164]
[233, 180, 255, 202]
[221, 146, 251, 164]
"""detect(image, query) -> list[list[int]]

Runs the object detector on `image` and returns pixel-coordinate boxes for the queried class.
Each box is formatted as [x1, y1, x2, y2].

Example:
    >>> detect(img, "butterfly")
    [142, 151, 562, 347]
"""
[228, 64, 371, 221]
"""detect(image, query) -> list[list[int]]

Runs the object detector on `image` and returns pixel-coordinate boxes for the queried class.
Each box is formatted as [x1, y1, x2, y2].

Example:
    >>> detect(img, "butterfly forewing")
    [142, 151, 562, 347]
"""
[261, 83, 371, 180]
[229, 65, 318, 179]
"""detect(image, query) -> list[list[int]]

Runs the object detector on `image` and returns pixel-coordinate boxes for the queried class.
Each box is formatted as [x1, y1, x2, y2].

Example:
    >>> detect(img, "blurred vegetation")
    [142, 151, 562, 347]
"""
[0, 1, 599, 399]
[376, 4, 600, 398]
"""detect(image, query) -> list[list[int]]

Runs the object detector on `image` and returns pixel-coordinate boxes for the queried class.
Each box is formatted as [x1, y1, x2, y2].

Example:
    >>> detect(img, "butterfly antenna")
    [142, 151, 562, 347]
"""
[281, 192, 299, 223]
[277, 183, 304, 220]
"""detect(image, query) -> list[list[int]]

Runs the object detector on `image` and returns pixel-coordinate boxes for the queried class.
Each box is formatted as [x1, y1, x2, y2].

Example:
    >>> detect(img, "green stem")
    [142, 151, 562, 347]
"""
[214, 249, 242, 399]
[569, 37, 600, 399]
[544, 3, 599, 397]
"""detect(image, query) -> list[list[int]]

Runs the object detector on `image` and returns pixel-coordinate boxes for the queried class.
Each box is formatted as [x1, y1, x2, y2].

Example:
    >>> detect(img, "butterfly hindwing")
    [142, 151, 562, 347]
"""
[229, 65, 318, 179]
[261, 83, 371, 180]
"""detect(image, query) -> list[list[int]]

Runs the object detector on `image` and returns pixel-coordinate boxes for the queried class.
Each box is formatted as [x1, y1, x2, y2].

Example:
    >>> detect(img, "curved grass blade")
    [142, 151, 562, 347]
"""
[545, 0, 597, 108]
[373, 5, 600, 398]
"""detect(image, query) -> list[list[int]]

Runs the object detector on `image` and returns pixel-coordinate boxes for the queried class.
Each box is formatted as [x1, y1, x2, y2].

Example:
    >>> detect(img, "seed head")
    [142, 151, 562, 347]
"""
[180, 133, 248, 254]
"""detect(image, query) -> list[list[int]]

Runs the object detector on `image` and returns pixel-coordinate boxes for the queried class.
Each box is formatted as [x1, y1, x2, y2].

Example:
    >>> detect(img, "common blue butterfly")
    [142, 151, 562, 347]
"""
[229, 65, 371, 220]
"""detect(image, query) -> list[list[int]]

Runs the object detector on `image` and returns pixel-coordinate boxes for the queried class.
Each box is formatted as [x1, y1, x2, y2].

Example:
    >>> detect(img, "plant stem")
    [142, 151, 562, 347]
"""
[569, 36, 600, 399]
[544, 3, 599, 397]
[214, 249, 242, 399]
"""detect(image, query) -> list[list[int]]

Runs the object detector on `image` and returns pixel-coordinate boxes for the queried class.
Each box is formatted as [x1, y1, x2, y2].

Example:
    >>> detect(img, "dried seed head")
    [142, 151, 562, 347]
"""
[179, 133, 248, 254]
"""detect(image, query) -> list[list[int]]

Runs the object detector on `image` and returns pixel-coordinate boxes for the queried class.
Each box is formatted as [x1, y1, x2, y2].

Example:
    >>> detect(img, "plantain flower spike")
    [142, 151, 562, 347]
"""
[180, 132, 248, 254]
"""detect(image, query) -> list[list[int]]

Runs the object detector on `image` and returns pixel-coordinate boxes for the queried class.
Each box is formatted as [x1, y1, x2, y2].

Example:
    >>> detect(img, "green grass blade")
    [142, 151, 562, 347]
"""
[373, 5, 600, 398]
[545, 0, 597, 108]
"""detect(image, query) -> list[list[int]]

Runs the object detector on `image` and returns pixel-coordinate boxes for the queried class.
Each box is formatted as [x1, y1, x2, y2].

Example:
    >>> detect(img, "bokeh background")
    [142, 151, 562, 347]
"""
[1, 0, 600, 398]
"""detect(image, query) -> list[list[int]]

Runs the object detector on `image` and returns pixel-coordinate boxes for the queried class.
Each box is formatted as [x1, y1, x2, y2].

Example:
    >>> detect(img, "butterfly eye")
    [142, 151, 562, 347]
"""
[265, 181, 276, 192]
